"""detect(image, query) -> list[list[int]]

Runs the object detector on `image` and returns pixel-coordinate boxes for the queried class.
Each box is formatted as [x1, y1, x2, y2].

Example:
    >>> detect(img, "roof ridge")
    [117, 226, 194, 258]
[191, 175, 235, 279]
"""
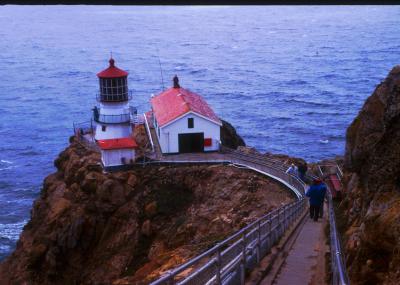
[150, 85, 221, 127]
[179, 89, 191, 107]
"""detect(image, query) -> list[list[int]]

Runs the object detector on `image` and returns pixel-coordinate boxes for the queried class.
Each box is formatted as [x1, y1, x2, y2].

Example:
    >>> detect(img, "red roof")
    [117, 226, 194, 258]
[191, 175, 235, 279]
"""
[97, 58, 128, 78]
[150, 87, 221, 127]
[97, 137, 138, 150]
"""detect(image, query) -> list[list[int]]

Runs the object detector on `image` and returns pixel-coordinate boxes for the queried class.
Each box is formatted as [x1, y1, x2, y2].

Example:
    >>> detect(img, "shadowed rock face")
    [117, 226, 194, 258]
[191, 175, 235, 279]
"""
[342, 66, 400, 284]
[0, 136, 293, 284]
[220, 119, 246, 149]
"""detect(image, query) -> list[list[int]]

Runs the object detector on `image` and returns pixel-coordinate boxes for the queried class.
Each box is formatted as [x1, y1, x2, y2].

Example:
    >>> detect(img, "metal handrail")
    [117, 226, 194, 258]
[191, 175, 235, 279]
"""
[319, 165, 349, 285]
[150, 153, 308, 285]
[143, 112, 155, 153]
[220, 145, 288, 170]
[151, 201, 305, 285]
[74, 132, 348, 284]
[327, 188, 349, 285]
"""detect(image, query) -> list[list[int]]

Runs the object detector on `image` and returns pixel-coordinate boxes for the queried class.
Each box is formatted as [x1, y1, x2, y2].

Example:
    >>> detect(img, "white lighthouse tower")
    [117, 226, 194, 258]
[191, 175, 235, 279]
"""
[94, 57, 132, 140]
[94, 58, 137, 169]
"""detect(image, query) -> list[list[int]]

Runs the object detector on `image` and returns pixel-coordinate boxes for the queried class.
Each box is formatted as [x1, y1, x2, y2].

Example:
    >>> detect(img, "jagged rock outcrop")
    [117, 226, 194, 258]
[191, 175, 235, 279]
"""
[0, 137, 294, 284]
[341, 66, 400, 284]
[220, 119, 246, 149]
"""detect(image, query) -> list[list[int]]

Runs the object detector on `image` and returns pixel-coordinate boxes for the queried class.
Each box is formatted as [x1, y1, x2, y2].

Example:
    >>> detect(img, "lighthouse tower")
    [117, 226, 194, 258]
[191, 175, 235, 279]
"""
[94, 58, 132, 140]
[94, 58, 137, 169]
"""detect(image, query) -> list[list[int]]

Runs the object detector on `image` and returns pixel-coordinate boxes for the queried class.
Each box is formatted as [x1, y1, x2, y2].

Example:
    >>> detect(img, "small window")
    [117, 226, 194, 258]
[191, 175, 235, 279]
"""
[102, 125, 106, 132]
[188, 118, 194, 128]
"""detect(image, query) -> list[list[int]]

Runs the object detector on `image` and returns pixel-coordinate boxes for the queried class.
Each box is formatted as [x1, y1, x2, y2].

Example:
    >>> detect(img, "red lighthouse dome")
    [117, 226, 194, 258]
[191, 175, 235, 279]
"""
[97, 58, 131, 102]
[97, 58, 128, 78]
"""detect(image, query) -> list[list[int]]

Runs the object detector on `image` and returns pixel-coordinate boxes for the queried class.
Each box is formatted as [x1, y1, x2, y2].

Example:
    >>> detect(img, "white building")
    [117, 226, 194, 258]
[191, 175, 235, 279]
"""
[150, 76, 222, 154]
[94, 58, 138, 168]
[97, 137, 137, 167]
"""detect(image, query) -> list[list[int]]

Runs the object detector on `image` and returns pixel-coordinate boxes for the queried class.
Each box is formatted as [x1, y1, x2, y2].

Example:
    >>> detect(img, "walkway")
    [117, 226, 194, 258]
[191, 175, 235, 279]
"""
[141, 125, 338, 285]
[261, 203, 328, 285]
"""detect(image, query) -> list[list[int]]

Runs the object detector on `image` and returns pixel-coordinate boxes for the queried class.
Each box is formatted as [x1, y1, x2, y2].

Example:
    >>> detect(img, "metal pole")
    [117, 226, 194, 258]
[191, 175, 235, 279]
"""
[162, 273, 174, 285]
[216, 247, 221, 284]
[282, 206, 286, 231]
[257, 220, 261, 263]
[278, 209, 281, 236]
[241, 234, 246, 285]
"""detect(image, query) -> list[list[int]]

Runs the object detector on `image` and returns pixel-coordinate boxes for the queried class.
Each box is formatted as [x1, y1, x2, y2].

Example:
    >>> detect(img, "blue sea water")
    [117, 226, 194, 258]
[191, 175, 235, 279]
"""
[0, 5, 399, 260]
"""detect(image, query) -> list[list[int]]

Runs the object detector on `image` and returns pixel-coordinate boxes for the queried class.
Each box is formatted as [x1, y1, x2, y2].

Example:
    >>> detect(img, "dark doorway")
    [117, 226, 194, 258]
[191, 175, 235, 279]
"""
[178, 133, 204, 153]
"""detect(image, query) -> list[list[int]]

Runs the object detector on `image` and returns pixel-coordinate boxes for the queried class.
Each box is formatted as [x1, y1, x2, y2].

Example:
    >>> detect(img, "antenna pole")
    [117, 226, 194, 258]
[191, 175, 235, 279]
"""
[156, 47, 165, 90]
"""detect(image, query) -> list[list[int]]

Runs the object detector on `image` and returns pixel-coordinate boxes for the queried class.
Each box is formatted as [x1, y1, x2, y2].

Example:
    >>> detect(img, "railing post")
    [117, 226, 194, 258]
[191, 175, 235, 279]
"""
[282, 206, 285, 231]
[216, 246, 221, 284]
[257, 220, 261, 263]
[241, 233, 246, 285]
[267, 219, 271, 248]
[277, 209, 281, 236]
[166, 272, 174, 285]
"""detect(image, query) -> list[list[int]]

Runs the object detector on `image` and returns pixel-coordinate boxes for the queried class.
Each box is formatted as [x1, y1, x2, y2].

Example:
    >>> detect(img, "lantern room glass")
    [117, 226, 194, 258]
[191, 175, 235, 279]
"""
[99, 77, 128, 102]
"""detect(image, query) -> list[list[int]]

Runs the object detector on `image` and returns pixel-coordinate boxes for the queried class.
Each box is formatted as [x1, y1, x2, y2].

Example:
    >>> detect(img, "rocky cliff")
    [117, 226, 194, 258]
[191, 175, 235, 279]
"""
[221, 119, 246, 149]
[0, 137, 294, 284]
[341, 66, 400, 284]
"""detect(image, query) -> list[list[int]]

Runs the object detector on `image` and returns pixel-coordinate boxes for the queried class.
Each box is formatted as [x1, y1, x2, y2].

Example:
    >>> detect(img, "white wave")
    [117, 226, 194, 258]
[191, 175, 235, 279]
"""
[0, 220, 28, 241]
[0, 166, 15, 171]
[0, 160, 13, 164]
[319, 139, 329, 144]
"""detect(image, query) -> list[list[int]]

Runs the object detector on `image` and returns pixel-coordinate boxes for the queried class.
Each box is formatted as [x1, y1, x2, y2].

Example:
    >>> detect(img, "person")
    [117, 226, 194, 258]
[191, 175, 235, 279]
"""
[305, 178, 327, 222]
[286, 163, 298, 177]
[298, 162, 308, 182]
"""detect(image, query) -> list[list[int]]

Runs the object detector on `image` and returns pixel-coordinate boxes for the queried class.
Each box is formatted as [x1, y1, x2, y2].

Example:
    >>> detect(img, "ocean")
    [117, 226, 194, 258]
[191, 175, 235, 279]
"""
[0, 5, 399, 260]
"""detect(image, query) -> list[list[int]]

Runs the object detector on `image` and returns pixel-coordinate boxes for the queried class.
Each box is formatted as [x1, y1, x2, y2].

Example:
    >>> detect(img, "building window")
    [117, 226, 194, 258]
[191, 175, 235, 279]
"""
[188, 118, 194, 128]
[102, 125, 106, 132]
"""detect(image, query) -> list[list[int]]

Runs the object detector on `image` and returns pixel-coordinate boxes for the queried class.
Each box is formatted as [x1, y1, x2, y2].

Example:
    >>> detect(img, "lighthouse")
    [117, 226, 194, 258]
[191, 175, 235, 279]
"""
[94, 58, 137, 169]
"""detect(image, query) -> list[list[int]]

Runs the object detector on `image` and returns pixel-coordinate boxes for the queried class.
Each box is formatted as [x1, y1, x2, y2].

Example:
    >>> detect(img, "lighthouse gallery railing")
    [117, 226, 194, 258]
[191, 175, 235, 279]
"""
[150, 150, 308, 285]
[93, 113, 131, 124]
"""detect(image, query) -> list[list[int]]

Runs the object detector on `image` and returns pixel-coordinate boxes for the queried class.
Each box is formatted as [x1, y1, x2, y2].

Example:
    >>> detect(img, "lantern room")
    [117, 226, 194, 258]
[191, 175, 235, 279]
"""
[97, 58, 131, 102]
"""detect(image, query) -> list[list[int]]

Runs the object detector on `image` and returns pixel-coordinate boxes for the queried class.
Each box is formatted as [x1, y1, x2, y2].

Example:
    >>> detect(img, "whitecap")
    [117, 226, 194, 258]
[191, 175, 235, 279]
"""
[0, 166, 15, 171]
[0, 160, 13, 164]
[319, 139, 329, 144]
[0, 220, 27, 241]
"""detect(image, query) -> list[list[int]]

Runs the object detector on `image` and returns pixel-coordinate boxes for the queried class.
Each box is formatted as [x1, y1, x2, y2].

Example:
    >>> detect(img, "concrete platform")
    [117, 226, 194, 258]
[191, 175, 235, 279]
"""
[260, 203, 328, 285]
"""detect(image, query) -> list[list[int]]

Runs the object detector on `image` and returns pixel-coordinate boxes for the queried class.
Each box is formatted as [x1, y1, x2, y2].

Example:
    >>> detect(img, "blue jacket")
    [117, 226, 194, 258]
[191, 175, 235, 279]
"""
[306, 183, 327, 206]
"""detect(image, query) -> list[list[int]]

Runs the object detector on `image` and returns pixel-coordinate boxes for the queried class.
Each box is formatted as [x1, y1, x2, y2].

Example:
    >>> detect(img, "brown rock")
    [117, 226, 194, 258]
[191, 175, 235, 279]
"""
[220, 119, 246, 149]
[148, 241, 166, 261]
[0, 133, 295, 285]
[48, 197, 71, 221]
[141, 220, 152, 236]
[145, 201, 158, 217]
[97, 179, 126, 207]
[126, 174, 137, 188]
[27, 243, 47, 268]
[341, 65, 400, 284]
[81, 171, 102, 193]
